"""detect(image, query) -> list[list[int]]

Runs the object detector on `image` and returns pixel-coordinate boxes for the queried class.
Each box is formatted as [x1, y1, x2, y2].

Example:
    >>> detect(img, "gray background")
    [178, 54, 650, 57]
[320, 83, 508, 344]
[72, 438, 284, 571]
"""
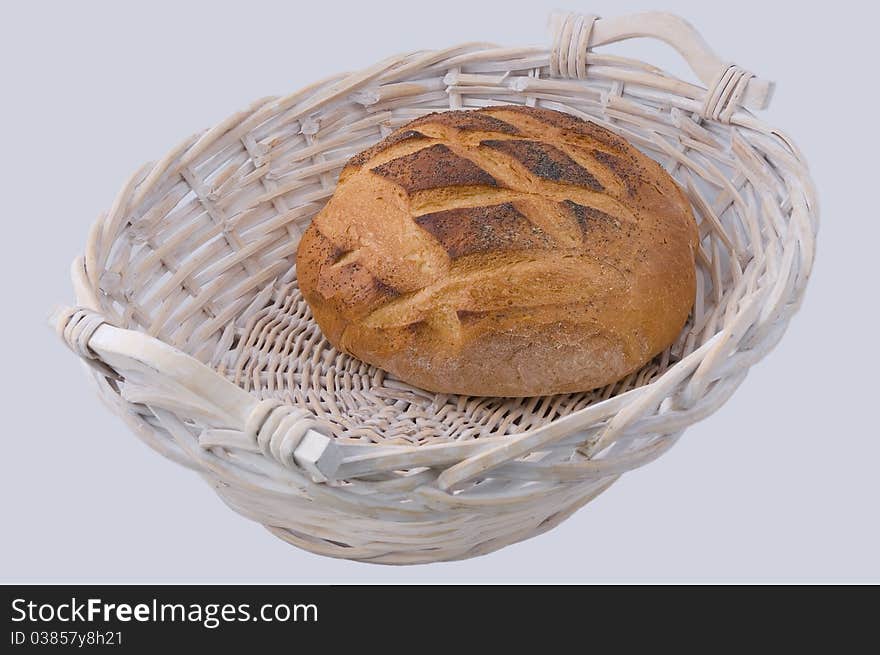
[2, 0, 877, 582]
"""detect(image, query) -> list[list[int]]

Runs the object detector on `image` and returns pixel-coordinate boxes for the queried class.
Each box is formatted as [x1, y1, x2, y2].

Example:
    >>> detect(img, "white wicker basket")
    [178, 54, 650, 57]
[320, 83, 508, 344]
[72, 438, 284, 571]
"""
[54, 11, 817, 564]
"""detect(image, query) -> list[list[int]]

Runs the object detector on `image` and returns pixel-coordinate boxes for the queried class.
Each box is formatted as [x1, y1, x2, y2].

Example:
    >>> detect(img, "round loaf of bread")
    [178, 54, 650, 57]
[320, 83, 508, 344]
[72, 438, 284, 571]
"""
[296, 106, 698, 397]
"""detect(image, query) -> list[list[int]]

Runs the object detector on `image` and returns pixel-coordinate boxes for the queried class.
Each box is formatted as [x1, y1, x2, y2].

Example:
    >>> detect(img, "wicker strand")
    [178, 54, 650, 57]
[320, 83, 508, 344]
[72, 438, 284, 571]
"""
[244, 398, 321, 472]
[550, 12, 598, 80]
[702, 64, 755, 123]
[55, 307, 107, 360]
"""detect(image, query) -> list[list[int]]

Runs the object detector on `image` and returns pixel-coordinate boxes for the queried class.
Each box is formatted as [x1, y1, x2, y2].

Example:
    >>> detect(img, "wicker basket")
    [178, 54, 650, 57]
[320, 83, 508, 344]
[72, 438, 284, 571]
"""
[54, 11, 817, 564]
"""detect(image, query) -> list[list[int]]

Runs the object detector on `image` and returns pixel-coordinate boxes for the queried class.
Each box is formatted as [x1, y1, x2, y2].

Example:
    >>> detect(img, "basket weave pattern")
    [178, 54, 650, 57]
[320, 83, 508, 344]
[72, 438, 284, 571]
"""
[56, 12, 817, 564]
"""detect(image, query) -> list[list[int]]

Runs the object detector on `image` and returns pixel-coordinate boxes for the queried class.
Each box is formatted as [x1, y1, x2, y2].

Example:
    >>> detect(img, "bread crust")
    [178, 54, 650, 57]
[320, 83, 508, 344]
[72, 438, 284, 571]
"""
[297, 106, 698, 396]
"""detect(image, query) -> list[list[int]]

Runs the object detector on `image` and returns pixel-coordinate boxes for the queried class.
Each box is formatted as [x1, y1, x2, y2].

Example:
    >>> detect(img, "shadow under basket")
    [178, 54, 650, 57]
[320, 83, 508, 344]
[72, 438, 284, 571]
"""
[55, 11, 818, 564]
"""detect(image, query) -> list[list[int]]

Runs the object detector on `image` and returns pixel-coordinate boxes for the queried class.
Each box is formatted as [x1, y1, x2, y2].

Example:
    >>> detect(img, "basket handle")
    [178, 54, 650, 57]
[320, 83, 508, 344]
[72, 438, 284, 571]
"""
[549, 11, 774, 113]
[50, 306, 702, 489]
[52, 305, 342, 483]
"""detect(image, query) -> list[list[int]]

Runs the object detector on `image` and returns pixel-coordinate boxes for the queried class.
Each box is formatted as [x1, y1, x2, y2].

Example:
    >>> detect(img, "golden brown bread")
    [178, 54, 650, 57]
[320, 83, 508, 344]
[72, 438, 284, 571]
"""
[296, 106, 698, 397]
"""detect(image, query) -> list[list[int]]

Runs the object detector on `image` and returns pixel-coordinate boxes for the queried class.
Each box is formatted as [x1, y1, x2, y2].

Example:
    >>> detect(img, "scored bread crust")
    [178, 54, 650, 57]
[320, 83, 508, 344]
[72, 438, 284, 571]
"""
[296, 106, 698, 397]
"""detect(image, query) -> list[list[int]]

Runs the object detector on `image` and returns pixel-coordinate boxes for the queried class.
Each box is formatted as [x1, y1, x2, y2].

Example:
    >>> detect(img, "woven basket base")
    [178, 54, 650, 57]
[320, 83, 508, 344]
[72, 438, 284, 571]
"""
[211, 275, 686, 448]
[214, 468, 618, 564]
